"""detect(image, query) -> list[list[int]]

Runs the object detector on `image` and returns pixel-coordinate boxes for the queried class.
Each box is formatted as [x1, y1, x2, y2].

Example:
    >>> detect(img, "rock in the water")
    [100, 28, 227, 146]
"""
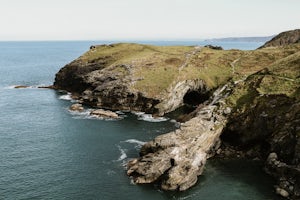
[37, 85, 55, 89]
[276, 187, 290, 198]
[267, 152, 278, 163]
[14, 85, 29, 89]
[69, 103, 84, 112]
[90, 109, 118, 119]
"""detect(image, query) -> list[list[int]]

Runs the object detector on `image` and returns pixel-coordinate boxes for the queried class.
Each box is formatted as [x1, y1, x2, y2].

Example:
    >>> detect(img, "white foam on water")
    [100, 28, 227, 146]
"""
[4, 84, 52, 90]
[170, 119, 181, 128]
[4, 85, 36, 89]
[59, 93, 73, 101]
[69, 109, 92, 118]
[3, 85, 18, 89]
[131, 111, 145, 115]
[117, 145, 127, 161]
[123, 139, 146, 146]
[115, 111, 126, 115]
[178, 193, 197, 200]
[69, 108, 124, 121]
[136, 113, 169, 122]
[130, 179, 136, 185]
[132, 110, 168, 122]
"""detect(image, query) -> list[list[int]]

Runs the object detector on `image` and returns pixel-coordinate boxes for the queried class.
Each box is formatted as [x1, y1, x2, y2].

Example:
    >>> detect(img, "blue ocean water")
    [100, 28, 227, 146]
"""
[0, 41, 281, 200]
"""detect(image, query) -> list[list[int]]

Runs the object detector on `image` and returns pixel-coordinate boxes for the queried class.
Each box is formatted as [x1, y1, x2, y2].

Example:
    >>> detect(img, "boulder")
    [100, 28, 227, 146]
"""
[276, 187, 289, 198]
[69, 103, 84, 112]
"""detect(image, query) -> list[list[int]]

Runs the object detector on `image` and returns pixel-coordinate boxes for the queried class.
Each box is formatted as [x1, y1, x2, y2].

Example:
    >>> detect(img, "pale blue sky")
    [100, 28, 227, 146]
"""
[0, 0, 299, 40]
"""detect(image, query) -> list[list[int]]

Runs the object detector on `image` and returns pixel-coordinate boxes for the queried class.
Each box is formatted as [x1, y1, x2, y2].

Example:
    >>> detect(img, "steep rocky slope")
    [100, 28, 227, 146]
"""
[54, 30, 300, 199]
[259, 29, 300, 49]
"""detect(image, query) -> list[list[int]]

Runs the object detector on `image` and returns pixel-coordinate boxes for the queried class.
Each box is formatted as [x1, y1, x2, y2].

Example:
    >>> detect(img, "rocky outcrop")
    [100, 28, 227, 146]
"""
[156, 79, 208, 115]
[259, 29, 300, 49]
[204, 45, 223, 50]
[69, 103, 84, 112]
[55, 60, 161, 113]
[90, 109, 119, 119]
[54, 44, 211, 115]
[127, 84, 232, 191]
[220, 68, 300, 199]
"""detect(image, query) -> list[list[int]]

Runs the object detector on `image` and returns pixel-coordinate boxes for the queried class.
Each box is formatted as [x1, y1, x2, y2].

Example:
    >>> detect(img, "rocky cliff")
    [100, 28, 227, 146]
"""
[54, 30, 300, 199]
[259, 29, 300, 49]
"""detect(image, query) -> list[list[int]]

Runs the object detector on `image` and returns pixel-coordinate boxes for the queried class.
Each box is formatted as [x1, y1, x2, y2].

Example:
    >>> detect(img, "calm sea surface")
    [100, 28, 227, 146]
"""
[0, 41, 282, 200]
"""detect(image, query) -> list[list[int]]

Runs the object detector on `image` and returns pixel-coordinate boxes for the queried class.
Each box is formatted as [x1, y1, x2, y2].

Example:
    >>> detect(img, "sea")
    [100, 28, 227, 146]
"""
[0, 40, 283, 200]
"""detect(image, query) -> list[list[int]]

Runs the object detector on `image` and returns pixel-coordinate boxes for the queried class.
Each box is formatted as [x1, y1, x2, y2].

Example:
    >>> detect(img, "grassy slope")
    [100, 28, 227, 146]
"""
[76, 43, 300, 99]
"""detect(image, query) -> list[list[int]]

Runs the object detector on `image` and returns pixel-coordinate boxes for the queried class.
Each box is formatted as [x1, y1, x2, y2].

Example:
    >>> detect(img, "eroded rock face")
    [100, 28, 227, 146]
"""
[55, 61, 161, 113]
[127, 84, 231, 191]
[156, 79, 208, 115]
[221, 81, 300, 199]
[54, 60, 208, 115]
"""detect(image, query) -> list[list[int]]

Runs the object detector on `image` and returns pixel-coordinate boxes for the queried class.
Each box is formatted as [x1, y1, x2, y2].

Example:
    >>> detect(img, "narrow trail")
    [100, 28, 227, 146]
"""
[230, 57, 240, 75]
[178, 46, 202, 71]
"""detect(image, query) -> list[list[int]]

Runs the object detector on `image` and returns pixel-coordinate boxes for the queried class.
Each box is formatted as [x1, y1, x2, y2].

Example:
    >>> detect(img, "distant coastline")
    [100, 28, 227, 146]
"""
[204, 36, 274, 43]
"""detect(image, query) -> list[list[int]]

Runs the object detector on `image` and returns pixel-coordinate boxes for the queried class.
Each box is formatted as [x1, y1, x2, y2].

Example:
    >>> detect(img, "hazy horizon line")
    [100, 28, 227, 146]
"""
[0, 35, 273, 42]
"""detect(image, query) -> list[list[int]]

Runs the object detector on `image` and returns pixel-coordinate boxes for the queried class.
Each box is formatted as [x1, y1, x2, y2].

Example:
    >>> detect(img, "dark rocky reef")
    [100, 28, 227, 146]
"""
[259, 29, 300, 49]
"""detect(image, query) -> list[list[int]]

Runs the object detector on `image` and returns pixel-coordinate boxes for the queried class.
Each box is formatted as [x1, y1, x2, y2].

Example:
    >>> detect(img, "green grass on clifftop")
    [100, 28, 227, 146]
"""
[76, 43, 300, 99]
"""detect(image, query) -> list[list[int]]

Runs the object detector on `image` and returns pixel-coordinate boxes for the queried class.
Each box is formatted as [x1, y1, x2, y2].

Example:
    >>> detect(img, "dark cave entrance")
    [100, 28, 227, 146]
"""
[166, 90, 210, 122]
[183, 90, 210, 107]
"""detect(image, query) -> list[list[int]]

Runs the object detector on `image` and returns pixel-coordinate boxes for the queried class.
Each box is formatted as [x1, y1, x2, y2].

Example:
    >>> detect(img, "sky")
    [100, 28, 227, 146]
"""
[0, 0, 299, 40]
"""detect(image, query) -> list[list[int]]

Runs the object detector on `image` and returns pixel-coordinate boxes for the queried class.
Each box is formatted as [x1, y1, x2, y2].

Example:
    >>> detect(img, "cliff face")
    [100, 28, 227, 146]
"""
[221, 64, 300, 198]
[54, 44, 211, 115]
[259, 29, 300, 49]
[54, 42, 300, 115]
[54, 30, 300, 199]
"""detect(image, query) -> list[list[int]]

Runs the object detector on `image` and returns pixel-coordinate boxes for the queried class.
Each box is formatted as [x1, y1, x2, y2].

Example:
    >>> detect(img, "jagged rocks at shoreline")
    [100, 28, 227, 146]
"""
[53, 29, 300, 199]
[127, 84, 231, 190]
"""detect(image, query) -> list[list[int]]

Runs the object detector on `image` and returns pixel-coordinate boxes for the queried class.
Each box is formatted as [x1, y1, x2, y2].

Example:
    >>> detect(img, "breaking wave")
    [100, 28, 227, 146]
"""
[59, 93, 73, 101]
[132, 111, 169, 122]
[123, 139, 146, 146]
[117, 145, 127, 161]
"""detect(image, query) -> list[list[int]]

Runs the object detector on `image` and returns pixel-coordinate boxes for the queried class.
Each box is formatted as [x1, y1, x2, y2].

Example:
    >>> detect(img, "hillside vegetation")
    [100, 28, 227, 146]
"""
[76, 43, 300, 98]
